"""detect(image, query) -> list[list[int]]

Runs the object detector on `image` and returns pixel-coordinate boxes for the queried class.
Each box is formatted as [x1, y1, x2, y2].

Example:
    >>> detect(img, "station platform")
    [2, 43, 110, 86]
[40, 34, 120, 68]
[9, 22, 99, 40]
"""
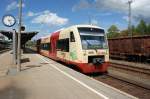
[0, 50, 137, 99]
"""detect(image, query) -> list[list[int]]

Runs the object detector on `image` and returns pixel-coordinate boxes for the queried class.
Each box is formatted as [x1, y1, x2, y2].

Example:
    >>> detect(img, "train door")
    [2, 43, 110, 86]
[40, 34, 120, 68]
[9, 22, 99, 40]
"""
[69, 30, 84, 63]
[50, 32, 60, 59]
[56, 30, 71, 62]
[69, 31, 78, 62]
[57, 39, 70, 61]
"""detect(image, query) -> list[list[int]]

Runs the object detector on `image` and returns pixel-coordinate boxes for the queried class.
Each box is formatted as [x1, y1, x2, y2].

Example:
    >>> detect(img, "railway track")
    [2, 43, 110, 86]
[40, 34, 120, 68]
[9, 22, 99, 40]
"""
[93, 62, 150, 99]
[108, 62, 150, 89]
[0, 49, 10, 54]
[110, 62, 150, 75]
[94, 74, 150, 99]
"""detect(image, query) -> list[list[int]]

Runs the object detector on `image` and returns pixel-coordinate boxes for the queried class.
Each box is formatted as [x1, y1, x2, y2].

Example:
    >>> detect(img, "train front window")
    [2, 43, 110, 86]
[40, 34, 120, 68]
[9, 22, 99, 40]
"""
[78, 27, 108, 49]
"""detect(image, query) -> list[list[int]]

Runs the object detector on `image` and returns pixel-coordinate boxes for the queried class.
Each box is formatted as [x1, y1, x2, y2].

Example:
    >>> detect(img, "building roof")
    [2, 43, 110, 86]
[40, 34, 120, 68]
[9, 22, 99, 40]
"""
[0, 30, 38, 45]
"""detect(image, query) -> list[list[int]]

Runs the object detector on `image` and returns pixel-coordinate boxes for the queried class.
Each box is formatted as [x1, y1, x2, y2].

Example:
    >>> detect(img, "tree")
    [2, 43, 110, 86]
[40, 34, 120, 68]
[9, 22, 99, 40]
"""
[147, 24, 150, 35]
[26, 40, 36, 47]
[136, 19, 147, 35]
[108, 25, 119, 33]
[131, 25, 135, 35]
[120, 29, 128, 37]
[107, 25, 120, 38]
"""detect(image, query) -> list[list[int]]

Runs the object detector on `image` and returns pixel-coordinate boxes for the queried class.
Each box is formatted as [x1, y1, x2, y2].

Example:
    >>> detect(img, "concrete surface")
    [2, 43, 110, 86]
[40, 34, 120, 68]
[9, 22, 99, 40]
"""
[0, 50, 137, 99]
[0, 51, 12, 77]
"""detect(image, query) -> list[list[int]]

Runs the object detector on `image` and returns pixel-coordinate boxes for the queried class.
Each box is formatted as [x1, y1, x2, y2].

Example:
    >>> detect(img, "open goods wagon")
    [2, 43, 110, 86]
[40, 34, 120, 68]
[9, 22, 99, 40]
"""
[108, 35, 150, 62]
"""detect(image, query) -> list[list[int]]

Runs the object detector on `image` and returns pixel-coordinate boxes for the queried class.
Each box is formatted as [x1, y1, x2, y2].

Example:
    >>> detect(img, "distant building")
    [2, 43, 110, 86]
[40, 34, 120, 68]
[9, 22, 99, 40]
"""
[0, 33, 5, 41]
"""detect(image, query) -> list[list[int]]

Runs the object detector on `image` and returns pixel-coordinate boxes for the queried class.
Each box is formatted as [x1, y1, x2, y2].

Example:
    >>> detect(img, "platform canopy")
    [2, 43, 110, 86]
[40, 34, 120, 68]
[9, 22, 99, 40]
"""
[0, 30, 38, 45]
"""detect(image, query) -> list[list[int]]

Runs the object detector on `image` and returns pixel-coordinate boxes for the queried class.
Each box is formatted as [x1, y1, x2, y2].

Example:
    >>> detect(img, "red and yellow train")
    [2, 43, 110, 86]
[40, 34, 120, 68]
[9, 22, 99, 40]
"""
[37, 25, 109, 73]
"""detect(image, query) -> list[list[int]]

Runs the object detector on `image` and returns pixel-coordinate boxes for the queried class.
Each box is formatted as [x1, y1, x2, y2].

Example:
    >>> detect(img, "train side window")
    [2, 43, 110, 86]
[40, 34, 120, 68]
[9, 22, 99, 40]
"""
[44, 44, 46, 50]
[41, 44, 44, 49]
[41, 43, 50, 51]
[46, 43, 50, 50]
[56, 40, 62, 51]
[49, 42, 51, 51]
[64, 38, 69, 52]
[70, 32, 75, 42]
[56, 38, 69, 52]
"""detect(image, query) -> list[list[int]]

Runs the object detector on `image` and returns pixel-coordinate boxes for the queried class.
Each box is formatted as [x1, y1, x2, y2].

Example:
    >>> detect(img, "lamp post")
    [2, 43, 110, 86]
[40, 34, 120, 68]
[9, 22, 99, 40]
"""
[17, 0, 22, 72]
[128, 0, 134, 57]
[128, 0, 133, 37]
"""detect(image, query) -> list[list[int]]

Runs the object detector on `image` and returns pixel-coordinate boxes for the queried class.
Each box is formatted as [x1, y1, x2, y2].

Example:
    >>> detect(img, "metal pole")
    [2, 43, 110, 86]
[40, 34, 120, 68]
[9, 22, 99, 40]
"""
[88, 13, 94, 25]
[88, 14, 91, 25]
[12, 29, 17, 64]
[128, 0, 132, 37]
[128, 0, 134, 58]
[17, 0, 22, 72]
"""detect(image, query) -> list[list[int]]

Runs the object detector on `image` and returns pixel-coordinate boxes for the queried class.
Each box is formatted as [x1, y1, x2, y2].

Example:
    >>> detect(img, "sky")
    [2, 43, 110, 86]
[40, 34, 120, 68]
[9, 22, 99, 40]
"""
[0, 0, 150, 39]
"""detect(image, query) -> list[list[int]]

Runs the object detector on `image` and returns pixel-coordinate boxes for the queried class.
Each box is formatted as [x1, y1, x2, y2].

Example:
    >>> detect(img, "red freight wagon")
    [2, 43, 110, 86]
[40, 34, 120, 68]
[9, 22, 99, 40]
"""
[108, 35, 150, 62]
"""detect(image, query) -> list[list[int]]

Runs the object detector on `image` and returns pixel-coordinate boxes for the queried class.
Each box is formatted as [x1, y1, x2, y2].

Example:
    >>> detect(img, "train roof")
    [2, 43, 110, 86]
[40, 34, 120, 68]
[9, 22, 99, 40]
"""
[69, 24, 104, 30]
[39, 24, 104, 40]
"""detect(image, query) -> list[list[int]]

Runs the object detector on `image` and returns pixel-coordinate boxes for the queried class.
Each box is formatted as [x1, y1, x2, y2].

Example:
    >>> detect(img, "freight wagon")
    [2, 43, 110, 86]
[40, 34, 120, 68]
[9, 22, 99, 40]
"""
[108, 35, 150, 62]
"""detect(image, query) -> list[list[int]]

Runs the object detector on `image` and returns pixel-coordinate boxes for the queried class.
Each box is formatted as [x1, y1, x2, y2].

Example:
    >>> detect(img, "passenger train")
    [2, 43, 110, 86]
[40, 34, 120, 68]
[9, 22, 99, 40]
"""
[37, 25, 109, 73]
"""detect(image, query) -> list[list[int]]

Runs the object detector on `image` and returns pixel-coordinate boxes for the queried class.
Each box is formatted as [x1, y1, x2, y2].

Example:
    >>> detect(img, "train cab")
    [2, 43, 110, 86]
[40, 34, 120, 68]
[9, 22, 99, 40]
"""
[56, 25, 109, 73]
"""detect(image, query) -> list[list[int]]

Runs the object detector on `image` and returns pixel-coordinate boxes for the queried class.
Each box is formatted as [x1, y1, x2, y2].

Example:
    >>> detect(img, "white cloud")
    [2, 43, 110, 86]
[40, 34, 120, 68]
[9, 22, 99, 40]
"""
[27, 11, 35, 17]
[6, 1, 25, 11]
[6, 1, 17, 11]
[27, 10, 51, 17]
[94, 0, 127, 11]
[31, 10, 68, 26]
[73, 0, 150, 22]
[72, 0, 91, 11]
